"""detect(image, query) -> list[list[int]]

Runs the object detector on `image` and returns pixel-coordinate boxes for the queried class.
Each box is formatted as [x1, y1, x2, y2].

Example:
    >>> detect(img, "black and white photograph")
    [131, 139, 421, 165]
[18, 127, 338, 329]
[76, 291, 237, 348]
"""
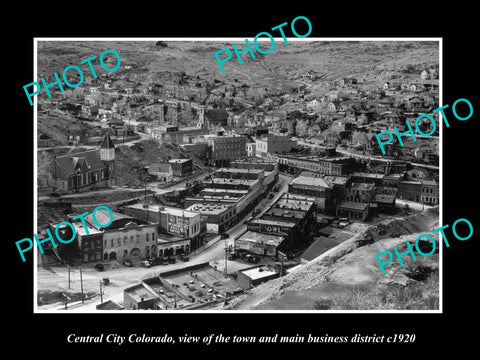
[6, 5, 479, 353]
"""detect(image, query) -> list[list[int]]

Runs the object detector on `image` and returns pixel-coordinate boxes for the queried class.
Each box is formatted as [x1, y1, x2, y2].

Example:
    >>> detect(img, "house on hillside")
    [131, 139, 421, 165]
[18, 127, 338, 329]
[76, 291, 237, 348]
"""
[147, 163, 173, 183]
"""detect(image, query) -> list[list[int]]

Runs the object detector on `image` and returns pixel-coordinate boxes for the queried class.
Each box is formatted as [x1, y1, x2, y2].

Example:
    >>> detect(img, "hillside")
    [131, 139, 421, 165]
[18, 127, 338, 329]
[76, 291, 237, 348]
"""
[37, 40, 439, 89]
[226, 209, 440, 310]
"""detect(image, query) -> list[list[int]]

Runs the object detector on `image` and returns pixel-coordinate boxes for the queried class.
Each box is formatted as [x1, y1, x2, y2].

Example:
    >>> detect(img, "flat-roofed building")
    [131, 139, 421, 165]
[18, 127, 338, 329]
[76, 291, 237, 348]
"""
[73, 221, 103, 263]
[273, 154, 348, 176]
[169, 158, 193, 177]
[247, 193, 316, 248]
[235, 231, 286, 257]
[420, 179, 439, 205]
[336, 201, 369, 222]
[186, 202, 236, 234]
[206, 134, 247, 166]
[345, 182, 376, 204]
[255, 134, 297, 158]
[397, 180, 422, 202]
[350, 172, 385, 187]
[82, 208, 157, 262]
[288, 176, 333, 214]
[237, 265, 279, 290]
[121, 204, 205, 251]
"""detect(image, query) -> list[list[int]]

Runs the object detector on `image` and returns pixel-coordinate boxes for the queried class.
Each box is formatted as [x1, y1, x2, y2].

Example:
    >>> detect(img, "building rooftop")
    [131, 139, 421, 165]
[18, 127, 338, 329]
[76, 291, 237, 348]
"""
[216, 167, 264, 174]
[124, 283, 158, 303]
[186, 203, 232, 215]
[337, 201, 369, 211]
[273, 193, 315, 212]
[324, 175, 349, 186]
[55, 149, 106, 176]
[249, 219, 296, 228]
[207, 178, 259, 187]
[85, 208, 135, 230]
[240, 266, 278, 281]
[374, 194, 396, 203]
[168, 159, 191, 164]
[420, 179, 437, 186]
[352, 172, 385, 179]
[124, 204, 199, 218]
[73, 221, 102, 236]
[160, 207, 199, 219]
[237, 231, 285, 247]
[349, 182, 375, 191]
[99, 133, 115, 149]
[289, 176, 330, 189]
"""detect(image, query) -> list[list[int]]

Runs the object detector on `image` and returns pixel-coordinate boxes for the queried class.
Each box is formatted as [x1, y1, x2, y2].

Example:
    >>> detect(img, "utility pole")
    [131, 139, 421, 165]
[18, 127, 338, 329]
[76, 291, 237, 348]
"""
[224, 241, 228, 278]
[80, 267, 84, 303]
[63, 293, 68, 310]
[279, 255, 284, 279]
[67, 265, 71, 289]
[99, 280, 104, 304]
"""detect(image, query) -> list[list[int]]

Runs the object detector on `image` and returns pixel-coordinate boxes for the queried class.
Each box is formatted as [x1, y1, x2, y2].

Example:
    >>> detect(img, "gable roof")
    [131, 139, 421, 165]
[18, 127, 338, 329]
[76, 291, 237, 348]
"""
[55, 150, 106, 176]
[99, 133, 115, 149]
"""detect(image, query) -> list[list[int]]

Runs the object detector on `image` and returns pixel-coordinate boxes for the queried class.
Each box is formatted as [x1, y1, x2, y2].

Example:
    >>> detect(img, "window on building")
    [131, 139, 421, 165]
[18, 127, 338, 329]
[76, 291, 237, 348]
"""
[136, 234, 140, 243]
[146, 234, 149, 242]
[118, 238, 121, 246]
[111, 239, 114, 247]
[130, 236, 134, 243]
[104, 240, 107, 248]
[124, 236, 127, 244]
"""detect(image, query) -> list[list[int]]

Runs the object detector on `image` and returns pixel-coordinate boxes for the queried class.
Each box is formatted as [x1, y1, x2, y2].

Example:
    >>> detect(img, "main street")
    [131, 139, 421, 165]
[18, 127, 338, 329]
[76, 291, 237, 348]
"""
[36, 172, 294, 311]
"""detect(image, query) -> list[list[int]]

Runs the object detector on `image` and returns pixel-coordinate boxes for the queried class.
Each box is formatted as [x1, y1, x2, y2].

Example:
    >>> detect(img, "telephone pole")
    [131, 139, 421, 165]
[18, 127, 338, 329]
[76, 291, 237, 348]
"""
[99, 280, 104, 304]
[224, 241, 228, 278]
[80, 267, 84, 303]
[67, 265, 71, 289]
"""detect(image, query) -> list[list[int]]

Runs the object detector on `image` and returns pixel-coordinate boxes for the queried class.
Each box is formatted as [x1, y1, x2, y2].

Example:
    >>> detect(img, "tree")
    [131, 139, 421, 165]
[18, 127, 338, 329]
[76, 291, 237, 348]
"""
[287, 119, 297, 137]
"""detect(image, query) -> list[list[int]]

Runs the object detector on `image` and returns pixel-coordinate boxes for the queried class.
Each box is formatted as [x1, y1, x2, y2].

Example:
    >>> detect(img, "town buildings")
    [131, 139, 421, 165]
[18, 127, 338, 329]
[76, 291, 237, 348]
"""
[84, 208, 157, 262]
[121, 204, 206, 252]
[255, 134, 297, 158]
[205, 134, 247, 166]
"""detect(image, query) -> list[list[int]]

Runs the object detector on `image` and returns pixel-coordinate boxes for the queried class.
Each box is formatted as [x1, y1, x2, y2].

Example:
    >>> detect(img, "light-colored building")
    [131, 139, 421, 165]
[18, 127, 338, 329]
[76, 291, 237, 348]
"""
[148, 163, 173, 182]
[206, 134, 247, 165]
[84, 208, 157, 262]
[273, 154, 347, 176]
[255, 134, 297, 158]
[246, 142, 256, 157]
[122, 204, 204, 250]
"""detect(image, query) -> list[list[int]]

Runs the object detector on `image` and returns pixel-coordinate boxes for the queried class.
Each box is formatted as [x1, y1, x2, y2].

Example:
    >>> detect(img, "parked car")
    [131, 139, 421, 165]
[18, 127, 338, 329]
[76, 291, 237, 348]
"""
[179, 254, 190, 262]
[124, 259, 133, 267]
[162, 258, 169, 265]
[220, 233, 229, 239]
[94, 263, 104, 271]
[141, 260, 151, 268]
[148, 257, 161, 266]
[228, 251, 238, 260]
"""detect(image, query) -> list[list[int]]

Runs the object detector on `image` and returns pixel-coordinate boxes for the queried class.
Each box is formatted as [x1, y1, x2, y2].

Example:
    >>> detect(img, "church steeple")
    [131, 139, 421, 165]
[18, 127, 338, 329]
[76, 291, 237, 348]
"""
[99, 132, 115, 162]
